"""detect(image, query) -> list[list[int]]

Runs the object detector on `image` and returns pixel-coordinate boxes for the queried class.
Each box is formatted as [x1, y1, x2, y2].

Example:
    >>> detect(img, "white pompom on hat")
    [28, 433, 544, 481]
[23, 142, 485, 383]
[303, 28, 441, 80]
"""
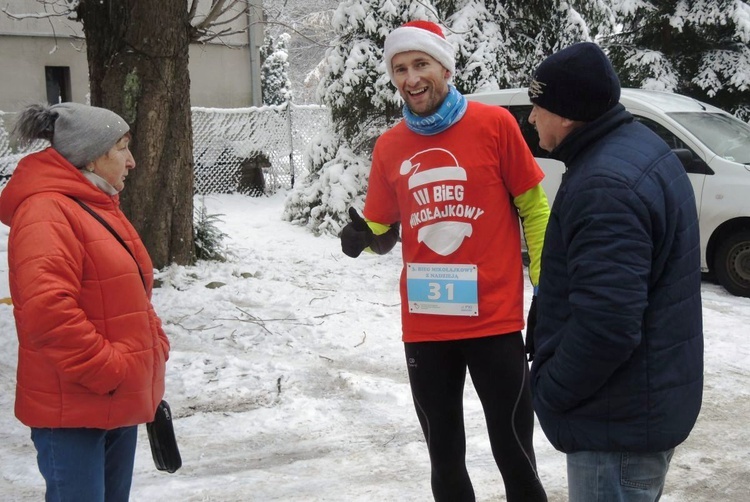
[383, 20, 455, 85]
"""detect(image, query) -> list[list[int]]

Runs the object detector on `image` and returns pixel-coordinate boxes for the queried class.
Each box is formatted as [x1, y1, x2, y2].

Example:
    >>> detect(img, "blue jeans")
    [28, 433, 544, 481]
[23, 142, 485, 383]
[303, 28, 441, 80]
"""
[567, 449, 675, 502]
[31, 426, 138, 502]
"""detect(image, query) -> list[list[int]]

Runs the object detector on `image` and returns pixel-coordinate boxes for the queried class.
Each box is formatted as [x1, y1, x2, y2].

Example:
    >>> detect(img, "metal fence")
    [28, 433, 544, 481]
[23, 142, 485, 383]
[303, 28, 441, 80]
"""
[0, 111, 46, 184]
[0, 103, 330, 193]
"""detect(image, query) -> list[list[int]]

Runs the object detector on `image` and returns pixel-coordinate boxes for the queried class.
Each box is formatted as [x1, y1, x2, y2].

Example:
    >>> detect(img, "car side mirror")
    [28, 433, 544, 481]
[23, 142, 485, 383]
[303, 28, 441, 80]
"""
[672, 148, 694, 164]
[672, 148, 714, 175]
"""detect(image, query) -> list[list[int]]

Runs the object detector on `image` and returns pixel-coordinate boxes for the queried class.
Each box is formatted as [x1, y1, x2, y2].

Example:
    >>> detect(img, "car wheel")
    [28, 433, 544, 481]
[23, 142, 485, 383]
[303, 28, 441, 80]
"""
[713, 230, 750, 298]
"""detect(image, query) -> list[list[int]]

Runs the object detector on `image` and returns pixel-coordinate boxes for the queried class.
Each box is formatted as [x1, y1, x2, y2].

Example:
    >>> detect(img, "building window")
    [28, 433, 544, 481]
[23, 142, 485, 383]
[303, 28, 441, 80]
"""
[45, 66, 72, 104]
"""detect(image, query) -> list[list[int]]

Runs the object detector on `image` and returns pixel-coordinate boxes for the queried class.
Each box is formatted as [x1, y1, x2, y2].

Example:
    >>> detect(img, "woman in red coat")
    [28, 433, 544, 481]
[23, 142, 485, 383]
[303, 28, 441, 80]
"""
[0, 102, 170, 502]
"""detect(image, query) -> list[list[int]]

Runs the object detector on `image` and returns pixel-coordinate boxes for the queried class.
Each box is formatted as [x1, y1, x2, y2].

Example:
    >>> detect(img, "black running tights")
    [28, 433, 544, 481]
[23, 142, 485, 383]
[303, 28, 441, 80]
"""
[404, 332, 547, 502]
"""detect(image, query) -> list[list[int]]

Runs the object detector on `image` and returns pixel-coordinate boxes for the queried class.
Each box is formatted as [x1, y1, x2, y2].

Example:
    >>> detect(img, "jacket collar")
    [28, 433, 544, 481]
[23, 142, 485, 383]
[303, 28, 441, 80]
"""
[0, 148, 117, 226]
[550, 104, 633, 167]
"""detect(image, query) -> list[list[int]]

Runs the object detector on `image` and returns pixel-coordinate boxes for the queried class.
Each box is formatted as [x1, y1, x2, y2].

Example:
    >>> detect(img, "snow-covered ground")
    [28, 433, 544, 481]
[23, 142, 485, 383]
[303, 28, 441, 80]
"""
[0, 192, 748, 501]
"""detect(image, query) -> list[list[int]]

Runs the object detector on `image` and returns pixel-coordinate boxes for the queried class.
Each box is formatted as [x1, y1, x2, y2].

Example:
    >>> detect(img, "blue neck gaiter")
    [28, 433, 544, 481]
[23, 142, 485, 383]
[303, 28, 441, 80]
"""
[403, 85, 468, 136]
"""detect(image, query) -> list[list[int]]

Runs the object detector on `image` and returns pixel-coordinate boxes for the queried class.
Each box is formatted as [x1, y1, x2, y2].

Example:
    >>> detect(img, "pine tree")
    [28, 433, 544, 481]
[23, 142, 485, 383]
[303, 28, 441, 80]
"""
[501, 0, 616, 86]
[446, 1, 512, 92]
[283, 0, 614, 235]
[316, 0, 442, 150]
[261, 33, 293, 105]
[316, 0, 615, 151]
[263, 0, 341, 104]
[284, 0, 441, 234]
[604, 0, 750, 120]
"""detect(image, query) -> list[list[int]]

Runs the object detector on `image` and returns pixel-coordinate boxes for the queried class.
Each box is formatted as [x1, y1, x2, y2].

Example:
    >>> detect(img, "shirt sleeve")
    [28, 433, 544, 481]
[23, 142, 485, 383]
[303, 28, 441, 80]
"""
[363, 138, 401, 225]
[513, 184, 550, 286]
[497, 107, 545, 197]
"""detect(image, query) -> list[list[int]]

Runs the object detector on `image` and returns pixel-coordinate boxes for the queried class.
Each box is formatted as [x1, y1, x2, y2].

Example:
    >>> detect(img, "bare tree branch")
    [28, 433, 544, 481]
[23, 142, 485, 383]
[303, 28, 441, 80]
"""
[199, 0, 229, 28]
[190, 0, 254, 43]
[2, 5, 70, 20]
[1, 0, 81, 58]
[355, 331, 366, 347]
[207, 6, 246, 28]
[262, 20, 334, 49]
[198, 29, 246, 44]
[188, 0, 200, 21]
[192, 0, 246, 33]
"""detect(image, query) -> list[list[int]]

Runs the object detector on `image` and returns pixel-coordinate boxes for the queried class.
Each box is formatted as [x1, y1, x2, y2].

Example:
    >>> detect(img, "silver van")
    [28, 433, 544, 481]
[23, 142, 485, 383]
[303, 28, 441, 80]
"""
[466, 88, 750, 298]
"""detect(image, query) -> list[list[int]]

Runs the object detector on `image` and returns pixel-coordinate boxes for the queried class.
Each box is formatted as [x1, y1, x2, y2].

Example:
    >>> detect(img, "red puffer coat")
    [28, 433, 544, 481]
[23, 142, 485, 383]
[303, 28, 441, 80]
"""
[0, 147, 169, 429]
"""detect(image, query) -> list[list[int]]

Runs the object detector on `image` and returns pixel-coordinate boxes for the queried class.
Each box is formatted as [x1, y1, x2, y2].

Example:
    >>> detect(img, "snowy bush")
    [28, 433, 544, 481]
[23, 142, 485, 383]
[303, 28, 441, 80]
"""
[194, 199, 228, 261]
[282, 131, 370, 236]
[261, 33, 293, 105]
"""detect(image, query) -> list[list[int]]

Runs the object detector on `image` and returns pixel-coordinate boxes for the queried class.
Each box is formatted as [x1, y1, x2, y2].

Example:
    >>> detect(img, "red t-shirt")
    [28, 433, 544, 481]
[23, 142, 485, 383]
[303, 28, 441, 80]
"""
[365, 101, 544, 342]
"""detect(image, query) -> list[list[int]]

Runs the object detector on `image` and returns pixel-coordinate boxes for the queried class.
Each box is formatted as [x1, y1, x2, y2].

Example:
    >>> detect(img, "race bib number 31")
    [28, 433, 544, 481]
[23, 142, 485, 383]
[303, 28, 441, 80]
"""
[406, 263, 478, 316]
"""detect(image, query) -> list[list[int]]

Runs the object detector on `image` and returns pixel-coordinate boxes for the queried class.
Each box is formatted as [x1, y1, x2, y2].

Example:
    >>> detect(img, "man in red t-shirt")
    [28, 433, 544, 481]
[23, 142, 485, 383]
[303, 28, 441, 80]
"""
[340, 20, 550, 502]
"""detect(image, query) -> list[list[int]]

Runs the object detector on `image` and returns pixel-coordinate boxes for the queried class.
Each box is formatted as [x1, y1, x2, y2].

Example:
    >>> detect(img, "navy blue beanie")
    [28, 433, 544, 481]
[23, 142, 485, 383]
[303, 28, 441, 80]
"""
[528, 42, 621, 122]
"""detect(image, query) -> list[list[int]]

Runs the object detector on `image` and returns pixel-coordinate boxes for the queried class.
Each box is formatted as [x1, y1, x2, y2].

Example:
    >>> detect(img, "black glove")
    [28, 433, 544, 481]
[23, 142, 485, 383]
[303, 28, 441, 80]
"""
[341, 207, 373, 258]
[525, 295, 537, 362]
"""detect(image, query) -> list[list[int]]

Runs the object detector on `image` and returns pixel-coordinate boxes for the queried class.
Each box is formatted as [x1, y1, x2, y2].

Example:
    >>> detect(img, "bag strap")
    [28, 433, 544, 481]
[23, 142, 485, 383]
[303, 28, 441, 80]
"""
[70, 197, 147, 290]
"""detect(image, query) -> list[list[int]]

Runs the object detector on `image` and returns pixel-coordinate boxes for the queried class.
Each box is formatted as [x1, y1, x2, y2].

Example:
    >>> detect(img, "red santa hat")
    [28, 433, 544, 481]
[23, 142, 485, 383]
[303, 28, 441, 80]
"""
[383, 20, 455, 85]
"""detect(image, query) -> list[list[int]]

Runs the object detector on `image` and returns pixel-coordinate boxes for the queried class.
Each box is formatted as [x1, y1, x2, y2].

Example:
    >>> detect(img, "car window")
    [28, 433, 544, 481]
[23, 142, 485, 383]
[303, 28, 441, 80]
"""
[634, 116, 689, 150]
[505, 105, 550, 158]
[633, 116, 712, 175]
[669, 112, 750, 164]
[503, 105, 712, 175]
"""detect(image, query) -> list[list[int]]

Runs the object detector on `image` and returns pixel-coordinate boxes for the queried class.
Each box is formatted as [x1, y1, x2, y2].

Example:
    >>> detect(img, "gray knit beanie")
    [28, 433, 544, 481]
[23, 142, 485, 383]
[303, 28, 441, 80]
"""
[12, 102, 129, 168]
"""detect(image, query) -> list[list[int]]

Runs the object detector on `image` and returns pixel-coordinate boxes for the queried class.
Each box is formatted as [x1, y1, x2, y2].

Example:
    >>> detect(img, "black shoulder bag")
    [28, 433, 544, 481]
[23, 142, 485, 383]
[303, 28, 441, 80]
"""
[72, 197, 182, 474]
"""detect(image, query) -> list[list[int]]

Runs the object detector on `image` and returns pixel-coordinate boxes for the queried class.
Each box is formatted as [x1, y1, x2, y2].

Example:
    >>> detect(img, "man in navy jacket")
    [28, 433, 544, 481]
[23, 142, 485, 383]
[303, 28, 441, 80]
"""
[527, 42, 703, 502]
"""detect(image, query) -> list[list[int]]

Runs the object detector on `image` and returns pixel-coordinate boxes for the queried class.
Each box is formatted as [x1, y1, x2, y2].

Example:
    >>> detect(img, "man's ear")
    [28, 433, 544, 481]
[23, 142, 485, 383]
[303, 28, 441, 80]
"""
[561, 117, 586, 133]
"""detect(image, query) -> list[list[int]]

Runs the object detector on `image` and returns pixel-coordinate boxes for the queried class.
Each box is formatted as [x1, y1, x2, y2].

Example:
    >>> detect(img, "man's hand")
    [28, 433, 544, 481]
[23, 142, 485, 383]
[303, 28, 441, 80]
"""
[341, 207, 373, 258]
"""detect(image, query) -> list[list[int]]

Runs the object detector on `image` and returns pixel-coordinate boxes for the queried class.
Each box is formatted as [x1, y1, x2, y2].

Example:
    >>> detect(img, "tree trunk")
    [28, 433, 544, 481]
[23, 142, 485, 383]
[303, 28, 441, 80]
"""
[77, 0, 195, 268]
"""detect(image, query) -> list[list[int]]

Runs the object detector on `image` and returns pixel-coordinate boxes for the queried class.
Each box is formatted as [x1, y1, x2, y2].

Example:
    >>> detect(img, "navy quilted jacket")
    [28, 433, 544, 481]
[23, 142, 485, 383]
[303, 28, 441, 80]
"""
[530, 104, 703, 453]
